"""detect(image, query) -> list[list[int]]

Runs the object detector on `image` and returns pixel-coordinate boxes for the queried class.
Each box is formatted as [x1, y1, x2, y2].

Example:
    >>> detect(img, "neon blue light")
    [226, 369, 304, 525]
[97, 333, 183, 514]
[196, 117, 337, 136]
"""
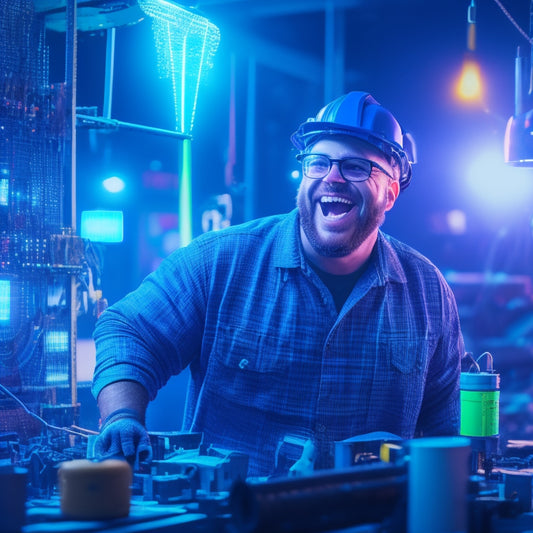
[80, 210, 124, 243]
[0, 178, 8, 206]
[45, 330, 69, 353]
[138, 0, 220, 134]
[0, 280, 10, 322]
[103, 176, 125, 193]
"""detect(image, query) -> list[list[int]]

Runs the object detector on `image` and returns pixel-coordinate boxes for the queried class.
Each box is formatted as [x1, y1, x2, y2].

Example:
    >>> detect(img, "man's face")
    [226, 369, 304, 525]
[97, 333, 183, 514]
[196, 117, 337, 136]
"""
[296, 136, 399, 258]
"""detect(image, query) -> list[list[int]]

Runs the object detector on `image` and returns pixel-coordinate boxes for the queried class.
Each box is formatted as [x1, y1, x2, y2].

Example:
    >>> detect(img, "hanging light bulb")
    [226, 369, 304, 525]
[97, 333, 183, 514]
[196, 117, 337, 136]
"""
[455, 56, 484, 102]
[454, 0, 484, 104]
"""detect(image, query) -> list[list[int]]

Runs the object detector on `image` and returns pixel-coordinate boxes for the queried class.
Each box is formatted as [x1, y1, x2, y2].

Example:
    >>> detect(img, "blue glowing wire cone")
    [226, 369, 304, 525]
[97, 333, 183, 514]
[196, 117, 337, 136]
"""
[138, 0, 220, 134]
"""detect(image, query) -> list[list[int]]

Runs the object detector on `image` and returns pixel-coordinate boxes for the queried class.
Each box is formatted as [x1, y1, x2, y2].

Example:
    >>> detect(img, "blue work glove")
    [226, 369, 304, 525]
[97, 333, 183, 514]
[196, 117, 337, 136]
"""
[94, 409, 153, 466]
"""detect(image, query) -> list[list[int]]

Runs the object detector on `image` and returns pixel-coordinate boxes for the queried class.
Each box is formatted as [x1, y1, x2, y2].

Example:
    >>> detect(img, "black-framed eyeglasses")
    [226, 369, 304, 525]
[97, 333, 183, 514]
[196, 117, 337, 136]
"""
[296, 153, 394, 182]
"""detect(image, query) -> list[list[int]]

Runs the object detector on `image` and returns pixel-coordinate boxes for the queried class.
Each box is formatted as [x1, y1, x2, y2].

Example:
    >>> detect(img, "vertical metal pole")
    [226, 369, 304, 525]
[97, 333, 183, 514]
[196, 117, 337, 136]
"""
[65, 0, 78, 410]
[515, 47, 524, 116]
[224, 53, 236, 189]
[336, 9, 346, 96]
[244, 56, 256, 222]
[103, 27, 116, 119]
[65, 1, 77, 232]
[324, 1, 345, 104]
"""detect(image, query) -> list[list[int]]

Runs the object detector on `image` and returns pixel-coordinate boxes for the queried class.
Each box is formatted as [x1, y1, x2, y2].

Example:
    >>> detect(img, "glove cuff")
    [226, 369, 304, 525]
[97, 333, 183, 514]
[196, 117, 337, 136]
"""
[101, 408, 145, 430]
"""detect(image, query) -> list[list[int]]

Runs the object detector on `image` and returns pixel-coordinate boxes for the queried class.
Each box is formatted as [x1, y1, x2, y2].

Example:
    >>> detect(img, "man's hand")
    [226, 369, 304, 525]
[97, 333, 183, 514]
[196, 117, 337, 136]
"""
[94, 409, 153, 466]
[94, 381, 151, 466]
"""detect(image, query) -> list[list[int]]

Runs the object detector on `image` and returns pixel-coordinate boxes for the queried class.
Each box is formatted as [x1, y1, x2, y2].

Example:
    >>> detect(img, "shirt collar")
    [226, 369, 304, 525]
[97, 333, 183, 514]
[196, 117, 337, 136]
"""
[272, 209, 407, 285]
[374, 231, 408, 285]
[272, 209, 302, 268]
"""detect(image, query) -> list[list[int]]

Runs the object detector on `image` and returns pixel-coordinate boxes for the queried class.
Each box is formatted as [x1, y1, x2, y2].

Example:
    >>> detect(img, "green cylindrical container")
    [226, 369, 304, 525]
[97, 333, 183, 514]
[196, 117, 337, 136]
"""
[460, 371, 500, 437]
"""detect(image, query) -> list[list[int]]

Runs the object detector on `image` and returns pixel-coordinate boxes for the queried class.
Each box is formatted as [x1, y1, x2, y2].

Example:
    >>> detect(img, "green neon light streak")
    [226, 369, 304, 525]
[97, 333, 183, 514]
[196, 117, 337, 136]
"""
[180, 138, 193, 246]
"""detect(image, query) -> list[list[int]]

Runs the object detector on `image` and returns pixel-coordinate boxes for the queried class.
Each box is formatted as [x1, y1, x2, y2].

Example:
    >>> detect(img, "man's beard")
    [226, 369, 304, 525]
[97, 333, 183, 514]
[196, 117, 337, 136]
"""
[297, 187, 387, 258]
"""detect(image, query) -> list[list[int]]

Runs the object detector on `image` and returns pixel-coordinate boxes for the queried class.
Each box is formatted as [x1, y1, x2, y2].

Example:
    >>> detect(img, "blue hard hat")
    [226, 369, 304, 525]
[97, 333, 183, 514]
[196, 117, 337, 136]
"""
[291, 91, 416, 190]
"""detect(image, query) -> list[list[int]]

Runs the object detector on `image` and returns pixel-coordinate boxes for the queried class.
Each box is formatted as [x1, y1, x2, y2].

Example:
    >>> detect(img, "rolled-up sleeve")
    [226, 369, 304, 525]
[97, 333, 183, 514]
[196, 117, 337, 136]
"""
[91, 238, 209, 401]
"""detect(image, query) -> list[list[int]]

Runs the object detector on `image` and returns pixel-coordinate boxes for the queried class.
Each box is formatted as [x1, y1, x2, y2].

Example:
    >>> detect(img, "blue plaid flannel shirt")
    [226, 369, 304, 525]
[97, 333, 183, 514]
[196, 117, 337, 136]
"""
[92, 209, 463, 477]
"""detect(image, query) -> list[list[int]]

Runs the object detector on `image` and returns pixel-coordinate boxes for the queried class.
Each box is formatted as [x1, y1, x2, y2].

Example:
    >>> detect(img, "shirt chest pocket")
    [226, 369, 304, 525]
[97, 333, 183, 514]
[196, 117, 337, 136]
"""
[385, 338, 430, 374]
[205, 326, 291, 411]
[211, 325, 291, 374]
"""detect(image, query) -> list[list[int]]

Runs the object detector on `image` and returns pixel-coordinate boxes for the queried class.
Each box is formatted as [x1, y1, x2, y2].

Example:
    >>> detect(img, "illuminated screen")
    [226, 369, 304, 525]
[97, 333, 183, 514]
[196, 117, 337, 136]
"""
[0, 280, 10, 322]
[45, 330, 69, 353]
[0, 178, 8, 206]
[80, 210, 124, 243]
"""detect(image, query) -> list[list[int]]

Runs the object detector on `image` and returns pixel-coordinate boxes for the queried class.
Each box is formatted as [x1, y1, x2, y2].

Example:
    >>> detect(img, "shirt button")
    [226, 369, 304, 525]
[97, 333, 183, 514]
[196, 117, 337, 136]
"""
[317, 424, 326, 433]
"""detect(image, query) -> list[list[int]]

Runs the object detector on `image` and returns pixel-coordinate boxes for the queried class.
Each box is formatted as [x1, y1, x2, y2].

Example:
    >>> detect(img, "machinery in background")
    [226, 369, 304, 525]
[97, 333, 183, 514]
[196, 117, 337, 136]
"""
[0, 428, 248, 502]
[132, 432, 249, 505]
[3, 412, 533, 532]
[0, 0, 221, 448]
[0, 0, 102, 445]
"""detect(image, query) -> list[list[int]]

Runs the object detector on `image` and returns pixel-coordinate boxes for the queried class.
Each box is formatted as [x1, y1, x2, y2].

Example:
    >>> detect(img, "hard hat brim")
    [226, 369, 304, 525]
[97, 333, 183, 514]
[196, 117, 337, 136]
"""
[291, 121, 413, 190]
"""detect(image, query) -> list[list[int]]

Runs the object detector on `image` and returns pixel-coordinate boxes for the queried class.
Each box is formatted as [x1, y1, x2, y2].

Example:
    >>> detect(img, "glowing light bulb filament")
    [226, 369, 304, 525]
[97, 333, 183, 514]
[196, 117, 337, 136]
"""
[456, 59, 483, 102]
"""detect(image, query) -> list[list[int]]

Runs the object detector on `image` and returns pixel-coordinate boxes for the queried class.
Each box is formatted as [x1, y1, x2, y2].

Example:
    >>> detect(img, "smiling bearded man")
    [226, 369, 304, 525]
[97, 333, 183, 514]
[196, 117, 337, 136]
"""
[92, 91, 464, 479]
[297, 135, 398, 264]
